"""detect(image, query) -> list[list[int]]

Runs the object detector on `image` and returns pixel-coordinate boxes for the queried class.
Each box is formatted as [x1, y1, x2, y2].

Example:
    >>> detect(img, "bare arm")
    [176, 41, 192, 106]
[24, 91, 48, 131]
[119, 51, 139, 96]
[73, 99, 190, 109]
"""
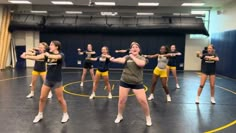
[110, 57, 126, 64]
[130, 54, 146, 67]
[205, 56, 220, 61]
[21, 52, 45, 60]
[45, 52, 62, 60]
[144, 54, 159, 58]
[115, 49, 128, 53]
[87, 57, 98, 61]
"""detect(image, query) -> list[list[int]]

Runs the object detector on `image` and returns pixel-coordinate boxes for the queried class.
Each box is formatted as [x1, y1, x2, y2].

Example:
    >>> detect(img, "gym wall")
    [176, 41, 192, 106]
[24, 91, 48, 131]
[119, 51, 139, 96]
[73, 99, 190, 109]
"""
[40, 32, 186, 70]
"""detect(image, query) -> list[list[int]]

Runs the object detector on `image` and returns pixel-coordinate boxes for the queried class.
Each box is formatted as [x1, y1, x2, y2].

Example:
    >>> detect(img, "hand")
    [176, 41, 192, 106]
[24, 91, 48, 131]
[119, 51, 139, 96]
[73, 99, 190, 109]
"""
[196, 51, 201, 57]
[110, 57, 115, 61]
[143, 55, 148, 58]
[176, 52, 181, 56]
[44, 52, 50, 57]
[129, 54, 135, 59]
[77, 48, 81, 51]
[115, 50, 119, 53]
[20, 52, 26, 59]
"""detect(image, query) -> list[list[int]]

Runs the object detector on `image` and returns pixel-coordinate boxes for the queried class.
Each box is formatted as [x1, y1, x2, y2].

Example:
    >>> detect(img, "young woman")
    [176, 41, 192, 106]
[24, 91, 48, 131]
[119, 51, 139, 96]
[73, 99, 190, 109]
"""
[21, 40, 69, 123]
[196, 45, 219, 104]
[167, 45, 182, 89]
[88, 46, 112, 99]
[144, 46, 171, 102]
[110, 42, 152, 126]
[25, 43, 53, 99]
[77, 44, 96, 87]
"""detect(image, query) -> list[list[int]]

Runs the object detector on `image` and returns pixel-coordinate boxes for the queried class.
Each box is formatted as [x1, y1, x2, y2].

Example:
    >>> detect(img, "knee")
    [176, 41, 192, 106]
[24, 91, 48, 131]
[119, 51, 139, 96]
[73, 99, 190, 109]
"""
[119, 98, 127, 105]
[39, 96, 47, 103]
[199, 85, 204, 88]
[138, 98, 147, 105]
[57, 97, 64, 103]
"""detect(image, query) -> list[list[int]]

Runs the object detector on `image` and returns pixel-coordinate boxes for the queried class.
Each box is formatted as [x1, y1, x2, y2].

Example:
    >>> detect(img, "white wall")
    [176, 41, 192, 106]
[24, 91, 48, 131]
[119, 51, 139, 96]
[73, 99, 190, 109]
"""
[209, 1, 236, 34]
[184, 35, 209, 71]
[12, 31, 40, 67]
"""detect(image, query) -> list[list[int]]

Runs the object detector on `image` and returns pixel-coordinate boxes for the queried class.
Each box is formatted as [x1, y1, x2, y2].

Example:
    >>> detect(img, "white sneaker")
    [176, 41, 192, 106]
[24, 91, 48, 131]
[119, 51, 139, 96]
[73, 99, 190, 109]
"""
[26, 92, 34, 98]
[114, 114, 123, 123]
[176, 84, 180, 89]
[108, 93, 112, 99]
[196, 96, 200, 104]
[211, 97, 216, 104]
[61, 113, 69, 123]
[146, 116, 152, 126]
[167, 95, 171, 102]
[89, 92, 95, 99]
[148, 94, 154, 101]
[33, 113, 43, 123]
[29, 83, 32, 87]
[80, 82, 84, 87]
[47, 91, 53, 99]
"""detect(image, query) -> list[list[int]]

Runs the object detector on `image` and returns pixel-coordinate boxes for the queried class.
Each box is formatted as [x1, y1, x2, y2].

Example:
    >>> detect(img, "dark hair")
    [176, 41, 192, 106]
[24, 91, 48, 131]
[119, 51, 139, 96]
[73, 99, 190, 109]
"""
[102, 46, 109, 53]
[51, 40, 61, 51]
[160, 45, 169, 54]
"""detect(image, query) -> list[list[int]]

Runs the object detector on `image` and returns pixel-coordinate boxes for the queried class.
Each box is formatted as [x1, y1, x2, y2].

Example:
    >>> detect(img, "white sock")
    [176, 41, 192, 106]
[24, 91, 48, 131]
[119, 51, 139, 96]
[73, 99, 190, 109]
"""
[38, 112, 43, 116]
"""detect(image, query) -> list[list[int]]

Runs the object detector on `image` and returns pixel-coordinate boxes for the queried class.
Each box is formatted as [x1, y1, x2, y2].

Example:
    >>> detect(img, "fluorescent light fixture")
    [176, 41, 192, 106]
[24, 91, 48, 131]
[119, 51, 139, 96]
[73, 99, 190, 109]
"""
[65, 11, 83, 14]
[8, 0, 31, 4]
[137, 12, 154, 16]
[191, 11, 208, 15]
[30, 10, 48, 13]
[51, 1, 73, 5]
[101, 12, 118, 16]
[95, 2, 116, 6]
[138, 2, 159, 6]
[173, 13, 190, 16]
[182, 3, 205, 6]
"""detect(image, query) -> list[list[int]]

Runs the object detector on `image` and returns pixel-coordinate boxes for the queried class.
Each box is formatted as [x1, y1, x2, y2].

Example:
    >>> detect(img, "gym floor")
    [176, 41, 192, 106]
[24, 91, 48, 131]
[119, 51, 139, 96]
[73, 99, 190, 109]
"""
[0, 68, 235, 133]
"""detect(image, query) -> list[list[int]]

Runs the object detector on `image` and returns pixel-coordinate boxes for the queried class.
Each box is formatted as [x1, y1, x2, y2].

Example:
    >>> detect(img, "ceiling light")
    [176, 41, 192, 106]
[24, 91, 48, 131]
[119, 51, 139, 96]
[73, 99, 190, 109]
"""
[138, 2, 159, 6]
[101, 12, 118, 16]
[173, 13, 190, 16]
[95, 2, 116, 6]
[30, 10, 48, 13]
[8, 0, 31, 4]
[51, 1, 73, 5]
[65, 11, 83, 14]
[137, 12, 154, 16]
[191, 11, 208, 15]
[182, 3, 205, 6]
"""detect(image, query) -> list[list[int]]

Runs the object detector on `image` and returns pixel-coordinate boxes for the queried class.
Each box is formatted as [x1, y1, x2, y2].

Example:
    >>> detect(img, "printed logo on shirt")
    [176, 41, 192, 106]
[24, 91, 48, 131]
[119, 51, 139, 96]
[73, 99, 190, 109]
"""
[47, 58, 58, 65]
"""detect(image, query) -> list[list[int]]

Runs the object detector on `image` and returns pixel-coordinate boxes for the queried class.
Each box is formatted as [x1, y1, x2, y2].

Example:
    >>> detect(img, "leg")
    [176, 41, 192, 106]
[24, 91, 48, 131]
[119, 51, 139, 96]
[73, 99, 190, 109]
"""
[26, 74, 38, 98]
[161, 77, 171, 102]
[90, 73, 100, 99]
[171, 68, 180, 88]
[195, 73, 207, 104]
[103, 75, 112, 99]
[89, 68, 95, 82]
[209, 75, 216, 104]
[197, 74, 208, 96]
[40, 74, 52, 99]
[54, 86, 69, 122]
[80, 68, 87, 86]
[147, 74, 159, 100]
[118, 86, 129, 115]
[133, 89, 152, 126]
[33, 84, 50, 123]
[161, 77, 169, 94]
[150, 74, 159, 93]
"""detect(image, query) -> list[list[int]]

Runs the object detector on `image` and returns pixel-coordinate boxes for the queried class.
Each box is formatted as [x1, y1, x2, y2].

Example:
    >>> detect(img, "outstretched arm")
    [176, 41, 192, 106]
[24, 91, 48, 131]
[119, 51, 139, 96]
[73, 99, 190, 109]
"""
[45, 52, 63, 60]
[143, 54, 159, 58]
[115, 49, 128, 53]
[21, 52, 45, 60]
[110, 57, 126, 64]
[129, 54, 146, 67]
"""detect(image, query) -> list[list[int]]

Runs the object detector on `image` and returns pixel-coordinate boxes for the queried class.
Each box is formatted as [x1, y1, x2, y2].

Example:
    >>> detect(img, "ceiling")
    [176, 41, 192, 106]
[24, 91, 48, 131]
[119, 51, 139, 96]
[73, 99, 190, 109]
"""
[0, 0, 234, 16]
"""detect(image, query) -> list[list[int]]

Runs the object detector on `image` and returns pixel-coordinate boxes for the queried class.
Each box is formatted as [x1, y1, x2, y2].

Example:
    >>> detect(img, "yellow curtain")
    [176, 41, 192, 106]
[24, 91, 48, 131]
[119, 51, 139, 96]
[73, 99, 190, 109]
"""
[0, 7, 11, 69]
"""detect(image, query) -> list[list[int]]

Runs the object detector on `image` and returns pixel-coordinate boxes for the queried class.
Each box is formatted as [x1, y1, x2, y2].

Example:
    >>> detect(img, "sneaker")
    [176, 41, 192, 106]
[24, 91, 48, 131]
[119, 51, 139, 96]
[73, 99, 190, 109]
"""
[61, 113, 69, 123]
[29, 83, 32, 87]
[148, 94, 154, 101]
[211, 97, 216, 104]
[80, 82, 84, 87]
[108, 93, 112, 99]
[47, 91, 53, 99]
[146, 116, 152, 126]
[114, 114, 123, 123]
[33, 113, 43, 123]
[89, 92, 95, 99]
[167, 95, 171, 102]
[195, 96, 200, 104]
[176, 84, 180, 89]
[26, 92, 34, 98]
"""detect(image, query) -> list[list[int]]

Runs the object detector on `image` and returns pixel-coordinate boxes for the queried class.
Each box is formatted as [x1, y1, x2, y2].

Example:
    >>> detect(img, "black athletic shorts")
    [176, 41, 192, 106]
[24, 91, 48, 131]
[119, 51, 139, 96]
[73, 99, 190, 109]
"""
[201, 69, 216, 75]
[44, 80, 63, 89]
[83, 62, 93, 69]
[119, 81, 144, 89]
